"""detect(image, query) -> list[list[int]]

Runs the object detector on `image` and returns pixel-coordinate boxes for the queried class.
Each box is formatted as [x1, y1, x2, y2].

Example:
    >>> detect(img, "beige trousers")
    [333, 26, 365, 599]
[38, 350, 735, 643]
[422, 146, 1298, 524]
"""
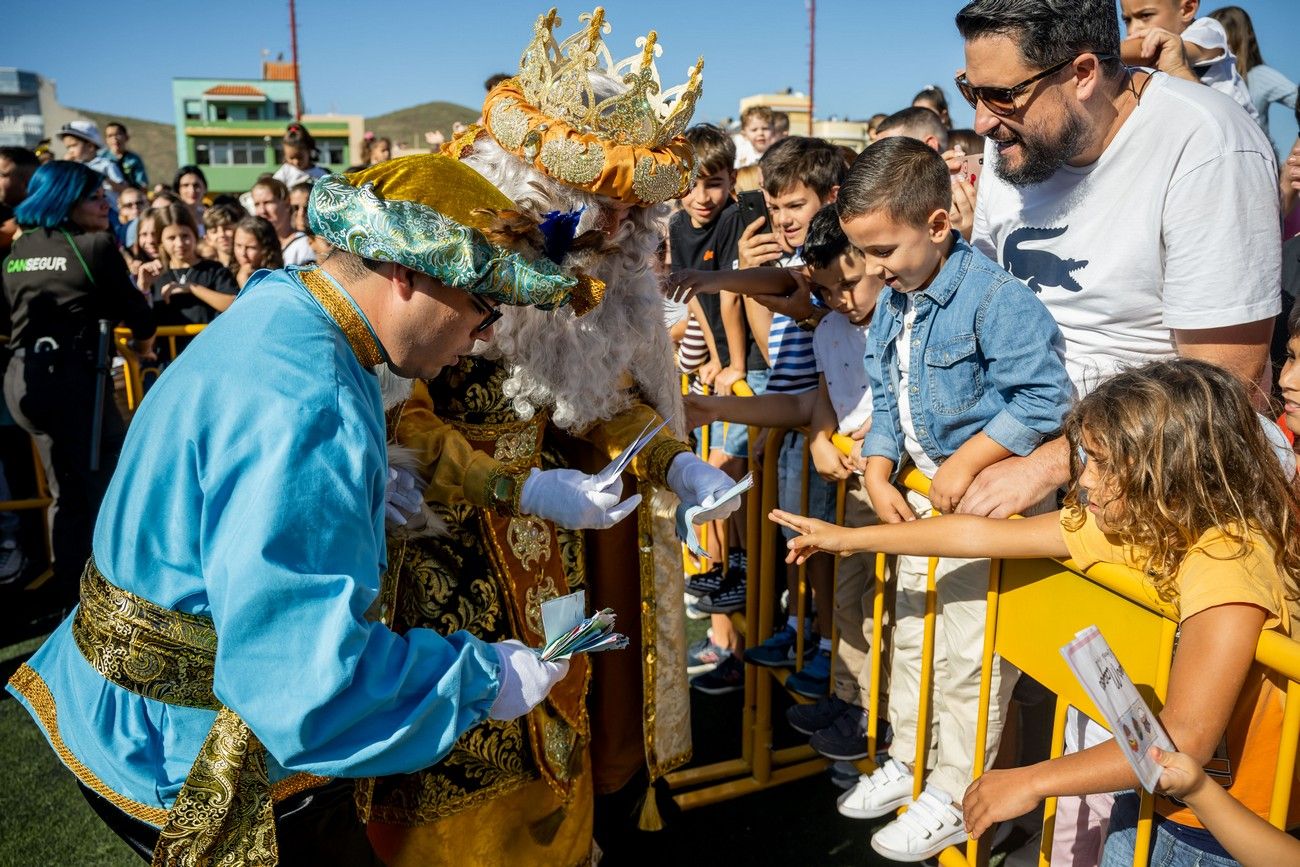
[885, 487, 1019, 802]
[832, 475, 890, 706]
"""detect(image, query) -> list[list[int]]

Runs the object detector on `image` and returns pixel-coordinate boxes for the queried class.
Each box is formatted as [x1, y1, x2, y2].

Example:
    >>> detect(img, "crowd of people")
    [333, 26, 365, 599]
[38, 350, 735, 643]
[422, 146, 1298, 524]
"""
[0, 0, 1299, 865]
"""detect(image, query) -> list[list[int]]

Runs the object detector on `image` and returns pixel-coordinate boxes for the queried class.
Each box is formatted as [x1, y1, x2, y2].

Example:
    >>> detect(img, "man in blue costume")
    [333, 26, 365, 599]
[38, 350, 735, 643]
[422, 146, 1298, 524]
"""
[5, 154, 623, 866]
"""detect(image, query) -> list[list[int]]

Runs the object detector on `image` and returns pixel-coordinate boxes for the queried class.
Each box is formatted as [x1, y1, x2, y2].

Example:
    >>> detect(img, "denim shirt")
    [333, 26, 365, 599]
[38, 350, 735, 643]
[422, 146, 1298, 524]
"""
[862, 233, 1072, 473]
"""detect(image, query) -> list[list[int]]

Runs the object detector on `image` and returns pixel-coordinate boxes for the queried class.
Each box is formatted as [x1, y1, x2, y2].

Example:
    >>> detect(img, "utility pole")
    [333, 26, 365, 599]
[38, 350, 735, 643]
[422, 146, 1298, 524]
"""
[289, 0, 304, 119]
[808, 0, 816, 135]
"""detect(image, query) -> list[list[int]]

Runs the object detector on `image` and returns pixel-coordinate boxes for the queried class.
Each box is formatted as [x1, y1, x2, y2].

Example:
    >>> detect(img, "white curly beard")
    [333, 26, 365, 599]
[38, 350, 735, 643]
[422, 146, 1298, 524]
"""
[459, 136, 684, 437]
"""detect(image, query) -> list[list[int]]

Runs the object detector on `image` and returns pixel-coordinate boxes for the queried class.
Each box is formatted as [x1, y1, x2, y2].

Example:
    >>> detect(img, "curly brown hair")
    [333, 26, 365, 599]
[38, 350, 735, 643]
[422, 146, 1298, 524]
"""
[1062, 359, 1300, 603]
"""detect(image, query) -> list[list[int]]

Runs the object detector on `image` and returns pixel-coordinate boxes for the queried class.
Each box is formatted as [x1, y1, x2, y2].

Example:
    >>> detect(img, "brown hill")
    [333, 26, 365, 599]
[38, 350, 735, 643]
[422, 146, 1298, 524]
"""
[76, 109, 178, 189]
[365, 100, 479, 150]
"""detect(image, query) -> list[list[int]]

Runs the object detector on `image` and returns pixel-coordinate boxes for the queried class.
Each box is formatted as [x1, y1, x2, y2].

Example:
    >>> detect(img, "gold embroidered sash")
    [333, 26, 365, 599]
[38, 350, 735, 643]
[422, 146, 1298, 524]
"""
[71, 560, 281, 867]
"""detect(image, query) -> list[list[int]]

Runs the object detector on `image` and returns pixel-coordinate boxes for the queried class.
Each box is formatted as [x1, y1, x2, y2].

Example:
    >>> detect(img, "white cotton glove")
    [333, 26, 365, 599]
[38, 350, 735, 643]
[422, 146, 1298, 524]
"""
[667, 452, 741, 521]
[488, 639, 571, 721]
[385, 466, 424, 527]
[518, 467, 642, 530]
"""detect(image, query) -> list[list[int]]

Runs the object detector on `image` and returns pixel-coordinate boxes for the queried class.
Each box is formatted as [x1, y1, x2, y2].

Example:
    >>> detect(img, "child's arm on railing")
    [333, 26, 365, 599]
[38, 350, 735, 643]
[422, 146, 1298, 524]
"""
[1149, 746, 1300, 867]
[863, 456, 917, 524]
[929, 432, 1013, 515]
[809, 377, 853, 482]
[683, 390, 815, 432]
[768, 508, 1069, 563]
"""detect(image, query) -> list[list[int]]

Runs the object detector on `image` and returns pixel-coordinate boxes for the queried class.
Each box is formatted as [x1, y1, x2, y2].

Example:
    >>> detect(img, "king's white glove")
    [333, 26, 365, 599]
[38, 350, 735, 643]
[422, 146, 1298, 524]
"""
[668, 452, 741, 521]
[518, 467, 642, 530]
[385, 466, 424, 527]
[488, 639, 571, 721]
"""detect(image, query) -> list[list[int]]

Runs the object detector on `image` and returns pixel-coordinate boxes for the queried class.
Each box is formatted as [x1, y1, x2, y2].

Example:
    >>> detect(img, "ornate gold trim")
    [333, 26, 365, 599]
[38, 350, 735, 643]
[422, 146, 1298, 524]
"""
[299, 268, 386, 368]
[9, 663, 172, 826]
[452, 415, 546, 441]
[640, 437, 691, 489]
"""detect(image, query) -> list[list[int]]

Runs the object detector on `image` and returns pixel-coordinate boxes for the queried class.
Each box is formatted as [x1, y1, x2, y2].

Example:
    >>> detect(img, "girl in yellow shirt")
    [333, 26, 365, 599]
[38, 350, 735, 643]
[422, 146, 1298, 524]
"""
[773, 358, 1300, 865]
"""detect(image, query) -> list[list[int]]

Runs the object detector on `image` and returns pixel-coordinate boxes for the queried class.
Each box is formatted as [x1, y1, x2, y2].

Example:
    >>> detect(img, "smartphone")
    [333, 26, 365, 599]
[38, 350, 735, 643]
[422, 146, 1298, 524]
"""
[736, 190, 771, 235]
[959, 154, 984, 185]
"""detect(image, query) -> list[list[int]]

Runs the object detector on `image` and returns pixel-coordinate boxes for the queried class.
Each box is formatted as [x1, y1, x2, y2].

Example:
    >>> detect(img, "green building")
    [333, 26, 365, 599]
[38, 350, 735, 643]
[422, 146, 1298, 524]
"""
[172, 66, 355, 193]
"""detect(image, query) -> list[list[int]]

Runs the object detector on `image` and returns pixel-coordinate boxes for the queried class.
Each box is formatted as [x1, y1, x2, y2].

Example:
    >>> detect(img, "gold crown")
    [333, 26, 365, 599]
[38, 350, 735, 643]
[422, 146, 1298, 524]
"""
[515, 7, 703, 149]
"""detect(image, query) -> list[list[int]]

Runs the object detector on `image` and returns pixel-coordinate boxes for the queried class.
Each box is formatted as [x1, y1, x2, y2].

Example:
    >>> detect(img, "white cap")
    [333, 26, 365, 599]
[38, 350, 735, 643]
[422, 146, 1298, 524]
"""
[57, 120, 105, 150]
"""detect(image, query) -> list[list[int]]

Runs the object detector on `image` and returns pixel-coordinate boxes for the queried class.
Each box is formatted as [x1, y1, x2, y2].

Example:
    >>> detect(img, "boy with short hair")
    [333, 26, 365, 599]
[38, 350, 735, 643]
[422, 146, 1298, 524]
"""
[1121, 0, 1258, 119]
[681, 204, 881, 706]
[833, 136, 1072, 861]
[687, 140, 848, 693]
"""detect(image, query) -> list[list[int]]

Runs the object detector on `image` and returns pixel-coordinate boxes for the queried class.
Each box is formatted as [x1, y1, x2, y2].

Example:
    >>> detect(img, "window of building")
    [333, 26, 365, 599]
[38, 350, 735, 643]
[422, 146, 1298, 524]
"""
[214, 104, 228, 121]
[319, 140, 346, 166]
[184, 100, 201, 120]
[273, 101, 291, 119]
[193, 138, 266, 166]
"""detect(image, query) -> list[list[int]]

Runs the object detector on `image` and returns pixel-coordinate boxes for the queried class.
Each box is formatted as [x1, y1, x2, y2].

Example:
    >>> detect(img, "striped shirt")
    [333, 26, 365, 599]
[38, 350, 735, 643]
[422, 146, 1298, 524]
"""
[765, 252, 819, 394]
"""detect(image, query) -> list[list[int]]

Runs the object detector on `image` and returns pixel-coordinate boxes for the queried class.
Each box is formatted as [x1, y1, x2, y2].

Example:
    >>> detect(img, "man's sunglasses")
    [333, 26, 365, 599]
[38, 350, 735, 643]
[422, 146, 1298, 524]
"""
[955, 54, 1117, 118]
[466, 290, 502, 334]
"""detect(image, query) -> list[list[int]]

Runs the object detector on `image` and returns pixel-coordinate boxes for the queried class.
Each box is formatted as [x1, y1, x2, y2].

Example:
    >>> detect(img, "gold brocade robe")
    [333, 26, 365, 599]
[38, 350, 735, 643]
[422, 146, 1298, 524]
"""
[357, 358, 692, 853]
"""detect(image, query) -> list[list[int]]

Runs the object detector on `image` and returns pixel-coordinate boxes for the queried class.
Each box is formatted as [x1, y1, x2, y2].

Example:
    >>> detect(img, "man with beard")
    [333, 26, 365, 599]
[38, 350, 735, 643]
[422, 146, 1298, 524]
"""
[359, 9, 735, 867]
[949, 0, 1279, 521]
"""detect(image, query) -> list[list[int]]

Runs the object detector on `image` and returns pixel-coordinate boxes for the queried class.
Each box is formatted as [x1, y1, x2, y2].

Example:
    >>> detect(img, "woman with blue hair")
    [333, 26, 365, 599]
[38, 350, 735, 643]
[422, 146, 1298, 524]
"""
[2, 159, 154, 604]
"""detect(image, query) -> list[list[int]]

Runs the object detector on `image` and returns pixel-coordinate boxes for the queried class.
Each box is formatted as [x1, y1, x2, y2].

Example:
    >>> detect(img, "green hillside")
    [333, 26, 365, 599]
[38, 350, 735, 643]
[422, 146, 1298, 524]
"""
[365, 100, 479, 150]
[76, 109, 178, 189]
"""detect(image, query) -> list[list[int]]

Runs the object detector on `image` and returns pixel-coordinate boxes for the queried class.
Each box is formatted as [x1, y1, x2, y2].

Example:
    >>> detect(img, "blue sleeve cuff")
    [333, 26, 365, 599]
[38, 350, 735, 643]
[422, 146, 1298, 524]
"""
[984, 410, 1045, 456]
[862, 429, 899, 463]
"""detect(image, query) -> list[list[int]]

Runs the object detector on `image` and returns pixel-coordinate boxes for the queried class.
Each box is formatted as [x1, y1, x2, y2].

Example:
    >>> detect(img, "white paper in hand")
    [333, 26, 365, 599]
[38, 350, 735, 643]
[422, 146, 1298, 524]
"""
[676, 473, 754, 556]
[1061, 626, 1175, 792]
[594, 416, 671, 487]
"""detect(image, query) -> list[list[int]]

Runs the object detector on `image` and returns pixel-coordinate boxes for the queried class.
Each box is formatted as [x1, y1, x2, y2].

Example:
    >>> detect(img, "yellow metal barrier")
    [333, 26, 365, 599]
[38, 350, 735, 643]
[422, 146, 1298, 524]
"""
[114, 325, 206, 411]
[666, 412, 1300, 864]
[0, 435, 55, 590]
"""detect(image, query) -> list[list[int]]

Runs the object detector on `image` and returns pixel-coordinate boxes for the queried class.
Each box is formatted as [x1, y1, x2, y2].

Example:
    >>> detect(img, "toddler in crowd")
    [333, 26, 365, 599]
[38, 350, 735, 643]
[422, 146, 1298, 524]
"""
[827, 135, 1072, 861]
[776, 357, 1300, 865]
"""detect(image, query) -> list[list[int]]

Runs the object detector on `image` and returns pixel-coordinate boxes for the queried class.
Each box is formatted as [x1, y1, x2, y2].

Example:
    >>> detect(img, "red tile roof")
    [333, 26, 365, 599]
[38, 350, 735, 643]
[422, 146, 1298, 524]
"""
[203, 85, 266, 97]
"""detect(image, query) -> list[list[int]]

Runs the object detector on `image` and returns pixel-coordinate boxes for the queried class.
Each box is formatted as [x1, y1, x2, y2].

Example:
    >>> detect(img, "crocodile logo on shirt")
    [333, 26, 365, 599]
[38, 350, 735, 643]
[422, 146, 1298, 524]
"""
[1002, 226, 1087, 293]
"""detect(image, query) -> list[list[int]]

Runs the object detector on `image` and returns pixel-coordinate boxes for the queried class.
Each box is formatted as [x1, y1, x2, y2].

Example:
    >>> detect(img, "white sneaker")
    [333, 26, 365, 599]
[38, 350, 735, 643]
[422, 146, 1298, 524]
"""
[870, 785, 968, 862]
[0, 539, 24, 584]
[835, 758, 914, 819]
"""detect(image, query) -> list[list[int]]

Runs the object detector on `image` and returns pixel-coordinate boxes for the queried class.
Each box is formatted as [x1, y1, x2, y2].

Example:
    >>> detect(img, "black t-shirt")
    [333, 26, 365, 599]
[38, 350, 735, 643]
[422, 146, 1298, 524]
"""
[1, 226, 154, 350]
[669, 203, 744, 368]
[152, 259, 239, 327]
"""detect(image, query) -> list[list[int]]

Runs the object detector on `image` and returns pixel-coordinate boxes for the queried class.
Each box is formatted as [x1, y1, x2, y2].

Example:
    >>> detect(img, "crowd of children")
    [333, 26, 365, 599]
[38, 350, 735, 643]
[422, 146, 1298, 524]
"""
[667, 1, 1300, 863]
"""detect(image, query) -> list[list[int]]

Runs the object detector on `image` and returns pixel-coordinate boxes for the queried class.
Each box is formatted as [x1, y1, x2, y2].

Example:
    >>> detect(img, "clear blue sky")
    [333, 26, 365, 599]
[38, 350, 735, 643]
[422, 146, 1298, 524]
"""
[5, 0, 1298, 151]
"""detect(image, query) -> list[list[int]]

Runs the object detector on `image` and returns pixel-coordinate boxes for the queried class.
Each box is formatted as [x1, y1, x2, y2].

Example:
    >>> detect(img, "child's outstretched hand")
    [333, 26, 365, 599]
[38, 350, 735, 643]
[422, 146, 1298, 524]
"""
[769, 509, 856, 564]
[1149, 746, 1209, 802]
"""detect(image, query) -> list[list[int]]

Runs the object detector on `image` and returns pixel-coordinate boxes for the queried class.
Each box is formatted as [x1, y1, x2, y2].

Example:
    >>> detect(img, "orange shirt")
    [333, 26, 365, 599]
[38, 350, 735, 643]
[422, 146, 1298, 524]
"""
[1062, 507, 1299, 829]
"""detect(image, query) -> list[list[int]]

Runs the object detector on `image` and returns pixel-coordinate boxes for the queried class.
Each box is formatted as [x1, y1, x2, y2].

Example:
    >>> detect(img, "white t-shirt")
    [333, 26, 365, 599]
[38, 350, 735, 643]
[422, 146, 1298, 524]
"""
[1181, 17, 1259, 122]
[272, 163, 329, 189]
[733, 133, 759, 169]
[282, 233, 317, 266]
[973, 73, 1280, 396]
[812, 310, 872, 435]
[895, 297, 939, 477]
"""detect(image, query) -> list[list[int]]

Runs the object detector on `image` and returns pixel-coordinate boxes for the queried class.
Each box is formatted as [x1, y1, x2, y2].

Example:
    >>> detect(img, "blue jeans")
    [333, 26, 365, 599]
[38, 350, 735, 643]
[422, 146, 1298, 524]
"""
[776, 430, 838, 540]
[707, 368, 770, 459]
[1100, 792, 1238, 867]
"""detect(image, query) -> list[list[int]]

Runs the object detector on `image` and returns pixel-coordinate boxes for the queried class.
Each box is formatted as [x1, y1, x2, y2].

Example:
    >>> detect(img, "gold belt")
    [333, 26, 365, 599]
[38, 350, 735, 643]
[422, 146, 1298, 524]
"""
[72, 559, 281, 867]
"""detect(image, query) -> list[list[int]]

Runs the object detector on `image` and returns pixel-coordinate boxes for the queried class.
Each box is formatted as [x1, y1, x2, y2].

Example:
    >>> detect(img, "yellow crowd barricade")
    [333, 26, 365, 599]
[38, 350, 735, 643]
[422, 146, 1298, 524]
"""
[665, 390, 1300, 866]
[114, 325, 206, 411]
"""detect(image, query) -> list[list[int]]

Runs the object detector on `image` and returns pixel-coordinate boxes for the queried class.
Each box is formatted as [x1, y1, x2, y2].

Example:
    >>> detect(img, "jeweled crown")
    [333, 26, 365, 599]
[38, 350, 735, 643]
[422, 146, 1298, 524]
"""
[515, 7, 703, 149]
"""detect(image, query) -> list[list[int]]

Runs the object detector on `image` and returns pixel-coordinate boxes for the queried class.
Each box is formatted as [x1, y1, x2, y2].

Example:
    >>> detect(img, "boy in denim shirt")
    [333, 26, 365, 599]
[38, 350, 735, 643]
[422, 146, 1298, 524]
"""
[834, 136, 1071, 861]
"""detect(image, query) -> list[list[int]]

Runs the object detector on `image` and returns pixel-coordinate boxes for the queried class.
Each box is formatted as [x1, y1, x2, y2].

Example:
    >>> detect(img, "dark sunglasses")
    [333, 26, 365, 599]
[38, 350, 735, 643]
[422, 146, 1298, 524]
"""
[468, 293, 502, 333]
[955, 54, 1117, 118]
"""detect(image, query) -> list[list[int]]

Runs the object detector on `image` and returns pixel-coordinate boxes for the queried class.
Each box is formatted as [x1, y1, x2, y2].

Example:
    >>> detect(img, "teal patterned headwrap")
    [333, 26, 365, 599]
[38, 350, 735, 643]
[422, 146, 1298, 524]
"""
[307, 154, 591, 311]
